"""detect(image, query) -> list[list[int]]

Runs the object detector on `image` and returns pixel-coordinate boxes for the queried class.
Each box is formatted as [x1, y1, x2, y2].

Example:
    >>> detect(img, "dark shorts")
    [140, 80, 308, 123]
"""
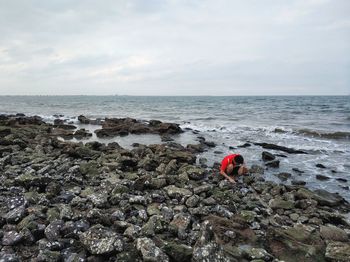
[230, 166, 241, 176]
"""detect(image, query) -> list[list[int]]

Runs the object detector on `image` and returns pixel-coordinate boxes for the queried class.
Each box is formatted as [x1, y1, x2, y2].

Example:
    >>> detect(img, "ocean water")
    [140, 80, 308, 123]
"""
[1, 95, 350, 199]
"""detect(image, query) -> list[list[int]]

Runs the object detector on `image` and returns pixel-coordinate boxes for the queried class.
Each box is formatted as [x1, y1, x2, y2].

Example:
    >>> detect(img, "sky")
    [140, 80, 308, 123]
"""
[0, 0, 349, 96]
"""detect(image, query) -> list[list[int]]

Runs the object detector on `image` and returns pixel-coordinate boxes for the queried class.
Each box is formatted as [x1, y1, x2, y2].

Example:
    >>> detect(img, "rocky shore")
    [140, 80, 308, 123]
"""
[0, 114, 349, 261]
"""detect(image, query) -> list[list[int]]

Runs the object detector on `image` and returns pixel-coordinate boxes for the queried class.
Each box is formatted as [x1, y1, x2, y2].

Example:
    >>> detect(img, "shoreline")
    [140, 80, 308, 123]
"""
[0, 114, 349, 261]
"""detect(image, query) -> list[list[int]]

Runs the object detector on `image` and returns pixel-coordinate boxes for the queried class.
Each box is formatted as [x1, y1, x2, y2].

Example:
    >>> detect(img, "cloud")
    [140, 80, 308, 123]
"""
[0, 0, 349, 95]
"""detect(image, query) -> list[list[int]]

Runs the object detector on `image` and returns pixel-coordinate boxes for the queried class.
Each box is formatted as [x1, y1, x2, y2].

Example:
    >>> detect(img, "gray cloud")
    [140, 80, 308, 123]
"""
[0, 0, 349, 95]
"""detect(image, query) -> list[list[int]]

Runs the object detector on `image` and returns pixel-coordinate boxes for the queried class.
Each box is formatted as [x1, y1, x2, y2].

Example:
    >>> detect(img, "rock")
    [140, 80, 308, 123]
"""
[249, 165, 264, 174]
[292, 168, 305, 174]
[237, 143, 251, 148]
[275, 172, 292, 181]
[320, 225, 349, 242]
[267, 224, 325, 262]
[170, 213, 192, 237]
[182, 166, 206, 181]
[141, 215, 165, 236]
[3, 205, 26, 223]
[79, 225, 123, 255]
[239, 210, 257, 223]
[185, 195, 200, 208]
[336, 178, 348, 183]
[163, 241, 193, 262]
[73, 128, 92, 139]
[193, 184, 212, 195]
[262, 151, 275, 162]
[78, 115, 91, 124]
[45, 220, 64, 241]
[325, 241, 350, 261]
[265, 160, 280, 168]
[269, 198, 294, 210]
[2, 231, 23, 246]
[192, 220, 238, 262]
[164, 185, 192, 199]
[136, 238, 169, 262]
[296, 188, 345, 207]
[253, 142, 307, 154]
[316, 164, 326, 168]
[291, 180, 306, 186]
[316, 174, 330, 181]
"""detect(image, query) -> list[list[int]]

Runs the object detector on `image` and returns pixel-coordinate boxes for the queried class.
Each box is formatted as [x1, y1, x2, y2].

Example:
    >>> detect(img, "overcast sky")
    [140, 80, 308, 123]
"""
[0, 0, 349, 95]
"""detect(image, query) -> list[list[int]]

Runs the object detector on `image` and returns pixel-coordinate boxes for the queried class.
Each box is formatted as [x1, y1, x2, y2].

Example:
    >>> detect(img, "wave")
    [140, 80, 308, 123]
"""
[296, 129, 350, 140]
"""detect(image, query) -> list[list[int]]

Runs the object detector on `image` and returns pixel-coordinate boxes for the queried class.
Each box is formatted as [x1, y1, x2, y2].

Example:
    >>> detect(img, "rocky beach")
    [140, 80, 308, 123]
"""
[0, 114, 350, 262]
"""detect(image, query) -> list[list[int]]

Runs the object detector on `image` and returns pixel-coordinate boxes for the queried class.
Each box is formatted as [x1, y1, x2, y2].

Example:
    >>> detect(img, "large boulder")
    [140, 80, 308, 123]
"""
[296, 188, 345, 207]
[267, 224, 326, 262]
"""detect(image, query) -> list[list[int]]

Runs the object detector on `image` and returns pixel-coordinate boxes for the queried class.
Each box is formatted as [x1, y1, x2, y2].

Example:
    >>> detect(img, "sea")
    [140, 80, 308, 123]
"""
[1, 95, 349, 200]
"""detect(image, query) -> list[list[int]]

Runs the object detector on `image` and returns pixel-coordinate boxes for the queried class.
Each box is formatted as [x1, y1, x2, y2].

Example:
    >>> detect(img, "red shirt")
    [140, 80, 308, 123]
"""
[220, 154, 240, 172]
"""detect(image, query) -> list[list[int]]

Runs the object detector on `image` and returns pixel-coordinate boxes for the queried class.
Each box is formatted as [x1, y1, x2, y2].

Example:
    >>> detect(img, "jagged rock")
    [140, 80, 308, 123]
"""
[325, 241, 350, 261]
[185, 195, 200, 208]
[164, 185, 192, 198]
[262, 151, 275, 162]
[79, 225, 123, 255]
[2, 231, 23, 246]
[265, 160, 280, 168]
[136, 237, 169, 262]
[296, 188, 345, 207]
[267, 224, 325, 262]
[45, 220, 64, 241]
[3, 205, 26, 223]
[163, 241, 193, 262]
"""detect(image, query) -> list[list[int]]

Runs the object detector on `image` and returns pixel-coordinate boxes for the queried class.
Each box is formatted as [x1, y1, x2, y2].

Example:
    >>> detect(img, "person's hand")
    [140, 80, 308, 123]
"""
[228, 177, 236, 184]
[242, 166, 249, 175]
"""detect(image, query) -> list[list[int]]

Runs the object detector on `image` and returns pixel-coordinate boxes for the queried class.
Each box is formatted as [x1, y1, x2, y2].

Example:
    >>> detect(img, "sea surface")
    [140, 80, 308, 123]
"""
[1, 95, 350, 200]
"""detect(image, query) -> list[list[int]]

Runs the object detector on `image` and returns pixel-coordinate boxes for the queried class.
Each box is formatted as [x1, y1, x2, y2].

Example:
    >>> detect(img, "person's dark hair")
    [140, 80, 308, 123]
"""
[234, 155, 244, 165]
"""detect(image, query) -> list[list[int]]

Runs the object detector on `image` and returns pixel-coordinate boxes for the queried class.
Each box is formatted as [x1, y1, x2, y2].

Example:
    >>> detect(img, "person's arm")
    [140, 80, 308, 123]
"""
[220, 170, 236, 184]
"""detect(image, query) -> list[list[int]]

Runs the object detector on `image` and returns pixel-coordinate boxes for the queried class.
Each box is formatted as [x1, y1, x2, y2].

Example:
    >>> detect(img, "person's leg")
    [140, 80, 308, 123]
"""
[226, 164, 234, 176]
[237, 166, 248, 176]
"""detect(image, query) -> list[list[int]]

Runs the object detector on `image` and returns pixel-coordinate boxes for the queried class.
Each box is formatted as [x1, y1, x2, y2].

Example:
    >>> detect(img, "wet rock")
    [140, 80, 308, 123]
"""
[253, 142, 307, 154]
[292, 168, 305, 174]
[316, 174, 330, 181]
[336, 178, 348, 183]
[325, 241, 350, 261]
[275, 172, 292, 181]
[73, 129, 92, 139]
[249, 165, 264, 174]
[79, 225, 123, 255]
[296, 188, 344, 207]
[136, 237, 169, 262]
[262, 151, 275, 162]
[316, 164, 326, 169]
[265, 160, 280, 168]
[291, 180, 306, 186]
